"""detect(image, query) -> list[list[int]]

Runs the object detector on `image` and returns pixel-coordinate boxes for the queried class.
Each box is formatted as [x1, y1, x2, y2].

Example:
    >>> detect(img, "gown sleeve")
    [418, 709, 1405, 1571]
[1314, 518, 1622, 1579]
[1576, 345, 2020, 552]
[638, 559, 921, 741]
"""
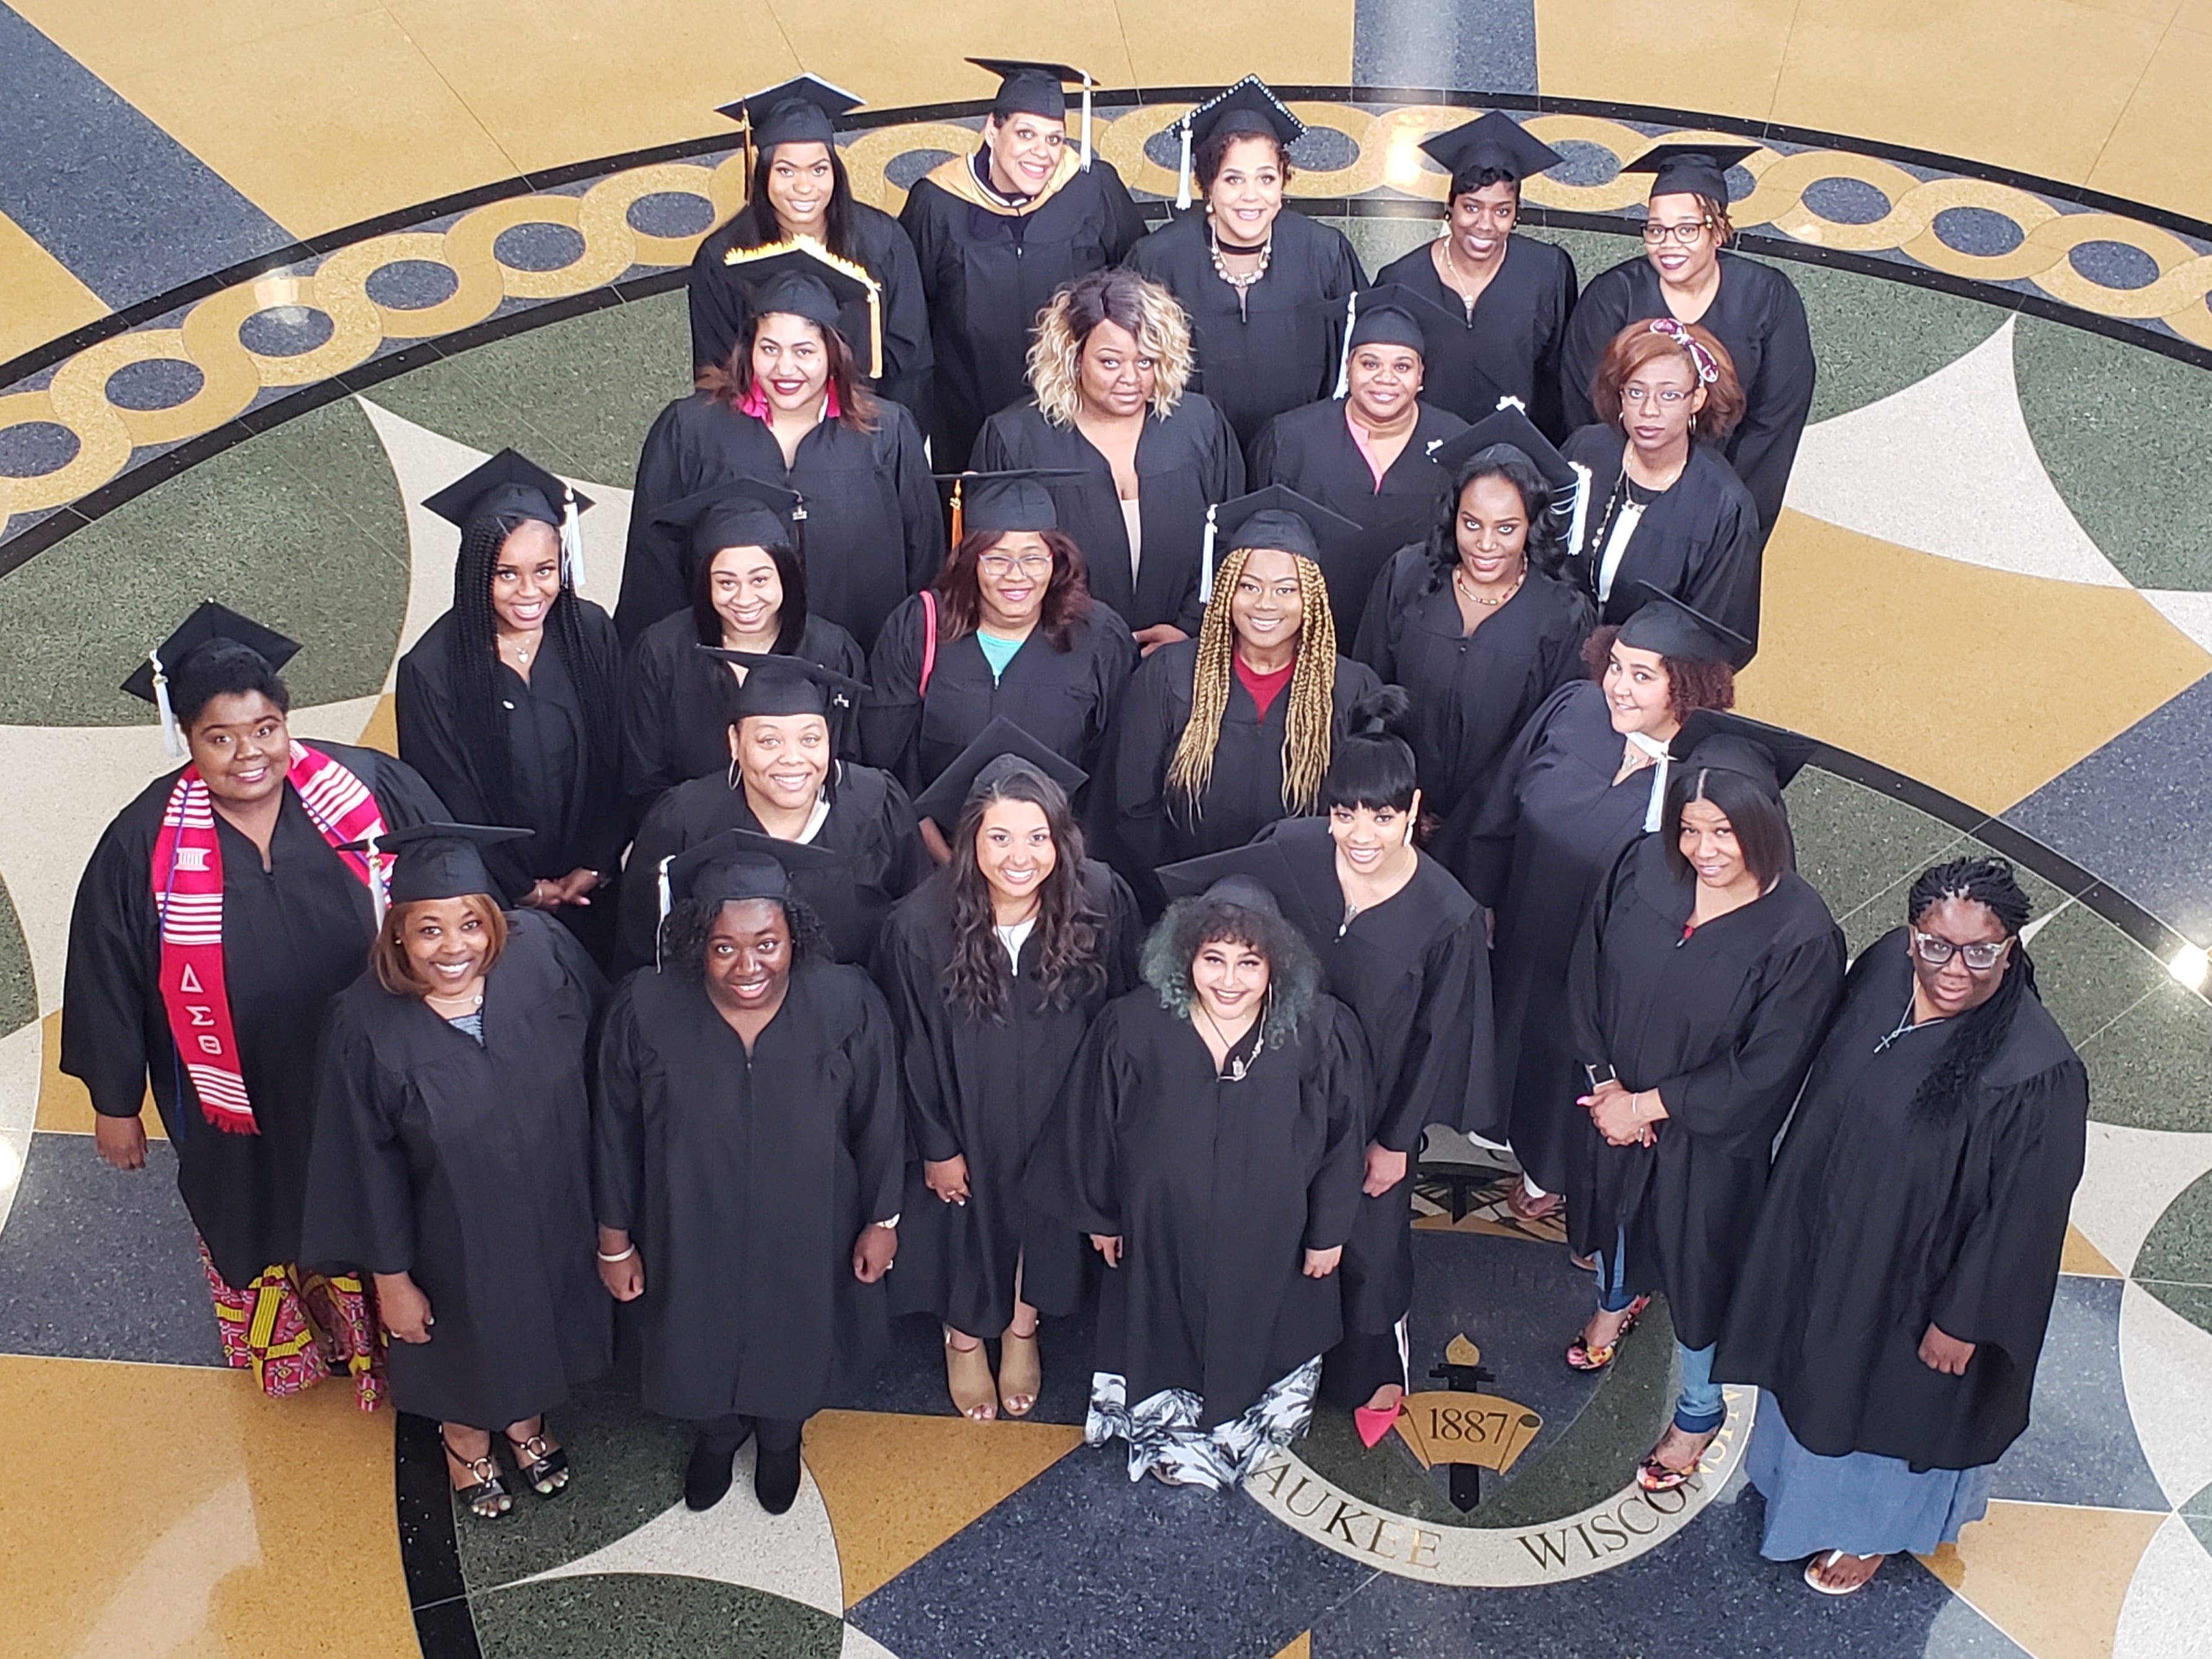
[300, 1000, 417, 1276]
[1682, 481, 1764, 660]
[1032, 1003, 1129, 1237]
[1350, 557, 1406, 680]
[1449, 682, 1574, 905]
[1085, 616, 1140, 770]
[591, 981, 647, 1235]
[1564, 841, 1628, 1080]
[876, 774, 934, 901]
[1304, 1002, 1373, 1252]
[1529, 247, 1582, 441]
[620, 627, 683, 803]
[687, 238, 743, 374]
[394, 639, 489, 826]
[614, 404, 695, 646]
[1095, 163, 1148, 262]
[1557, 268, 1628, 434]
[887, 406, 948, 594]
[363, 749, 452, 829]
[843, 976, 907, 1227]
[1651, 924, 1847, 1148]
[969, 411, 1016, 474]
[858, 597, 927, 778]
[616, 793, 685, 974]
[59, 819, 154, 1119]
[873, 217, 936, 423]
[882, 914, 961, 1165]
[572, 603, 634, 874]
[1097, 649, 1181, 886]
[1728, 274, 1816, 536]
[1927, 1059, 2089, 1361]
[1374, 914, 1496, 1151]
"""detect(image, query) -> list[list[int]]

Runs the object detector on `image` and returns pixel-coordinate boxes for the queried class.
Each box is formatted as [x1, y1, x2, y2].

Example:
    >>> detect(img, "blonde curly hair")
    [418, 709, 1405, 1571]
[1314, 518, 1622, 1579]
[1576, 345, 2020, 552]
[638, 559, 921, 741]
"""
[1027, 267, 1194, 427]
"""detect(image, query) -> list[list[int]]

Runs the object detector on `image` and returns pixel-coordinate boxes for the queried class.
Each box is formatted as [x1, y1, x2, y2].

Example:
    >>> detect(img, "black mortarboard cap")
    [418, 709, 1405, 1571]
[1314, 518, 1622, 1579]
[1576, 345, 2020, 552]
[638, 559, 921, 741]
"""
[344, 822, 530, 905]
[1185, 76, 1304, 148]
[1427, 401, 1588, 556]
[1214, 484, 1363, 561]
[1419, 112, 1565, 185]
[666, 827, 841, 909]
[912, 716, 1087, 828]
[969, 57, 1090, 120]
[702, 650, 866, 721]
[1344, 284, 1457, 355]
[652, 479, 802, 561]
[1670, 710, 1818, 793]
[721, 240, 882, 377]
[1155, 839, 1326, 941]
[1615, 583, 1748, 665]
[1623, 141, 1761, 203]
[124, 601, 300, 706]
[420, 448, 591, 532]
[717, 74, 862, 149]
[936, 468, 1087, 536]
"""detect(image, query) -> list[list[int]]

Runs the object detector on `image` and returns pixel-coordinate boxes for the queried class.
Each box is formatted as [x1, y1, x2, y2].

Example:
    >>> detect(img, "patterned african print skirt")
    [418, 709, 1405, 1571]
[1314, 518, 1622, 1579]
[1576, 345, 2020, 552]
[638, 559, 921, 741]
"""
[197, 1235, 385, 1409]
[1086, 1356, 1323, 1490]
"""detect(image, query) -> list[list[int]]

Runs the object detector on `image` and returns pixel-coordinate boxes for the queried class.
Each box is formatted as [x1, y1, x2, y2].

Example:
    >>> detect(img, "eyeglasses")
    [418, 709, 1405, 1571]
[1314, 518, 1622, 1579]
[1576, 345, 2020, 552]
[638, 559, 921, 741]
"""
[1912, 930, 2010, 972]
[1640, 221, 1713, 246]
[979, 554, 1054, 579]
[1620, 384, 1694, 406]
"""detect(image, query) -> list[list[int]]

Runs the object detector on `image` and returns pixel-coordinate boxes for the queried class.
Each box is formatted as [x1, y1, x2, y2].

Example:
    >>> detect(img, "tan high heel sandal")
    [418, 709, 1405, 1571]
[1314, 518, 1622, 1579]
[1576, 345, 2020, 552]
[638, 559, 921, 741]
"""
[998, 1327, 1041, 1418]
[946, 1331, 997, 1421]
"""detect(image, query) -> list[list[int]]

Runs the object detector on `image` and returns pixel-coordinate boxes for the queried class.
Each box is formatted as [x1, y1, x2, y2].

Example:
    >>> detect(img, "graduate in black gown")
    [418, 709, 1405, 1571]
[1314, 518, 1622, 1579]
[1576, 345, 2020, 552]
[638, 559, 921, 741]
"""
[1029, 876, 1369, 1487]
[619, 656, 926, 971]
[1372, 113, 1579, 432]
[303, 825, 610, 1518]
[1563, 316, 1762, 659]
[899, 59, 1145, 466]
[1099, 486, 1380, 914]
[1451, 592, 1739, 1204]
[1719, 857, 2087, 1594]
[1124, 77, 1364, 450]
[621, 479, 866, 805]
[595, 833, 902, 1514]
[1354, 407, 1595, 833]
[861, 471, 1135, 804]
[619, 244, 943, 652]
[63, 605, 444, 1403]
[879, 737, 1141, 1422]
[1248, 287, 1467, 636]
[1161, 696, 1494, 1430]
[972, 267, 1243, 646]
[399, 451, 627, 963]
[1560, 143, 1814, 546]
[688, 76, 934, 417]
[1564, 716, 1844, 1495]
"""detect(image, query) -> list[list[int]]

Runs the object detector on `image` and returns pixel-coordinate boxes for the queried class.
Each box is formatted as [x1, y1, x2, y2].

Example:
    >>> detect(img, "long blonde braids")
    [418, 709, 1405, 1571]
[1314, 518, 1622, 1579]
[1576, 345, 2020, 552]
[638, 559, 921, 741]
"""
[1164, 544, 1341, 819]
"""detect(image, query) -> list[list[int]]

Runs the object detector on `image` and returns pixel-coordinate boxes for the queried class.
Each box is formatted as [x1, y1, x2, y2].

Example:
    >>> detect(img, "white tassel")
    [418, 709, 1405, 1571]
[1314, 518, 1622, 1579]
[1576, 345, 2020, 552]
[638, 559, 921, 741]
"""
[654, 854, 675, 972]
[1564, 460, 1593, 563]
[1080, 74, 1093, 170]
[560, 485, 585, 590]
[150, 649, 183, 757]
[1495, 394, 1526, 412]
[1198, 504, 1219, 603]
[365, 830, 388, 927]
[1331, 291, 1358, 398]
[1176, 119, 1193, 210]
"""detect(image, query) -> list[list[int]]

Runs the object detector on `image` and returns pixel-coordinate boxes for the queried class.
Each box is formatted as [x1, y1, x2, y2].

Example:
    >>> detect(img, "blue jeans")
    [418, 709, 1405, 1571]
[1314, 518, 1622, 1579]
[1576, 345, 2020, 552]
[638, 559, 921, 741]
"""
[1593, 1227, 1637, 1312]
[1674, 1343, 1725, 1434]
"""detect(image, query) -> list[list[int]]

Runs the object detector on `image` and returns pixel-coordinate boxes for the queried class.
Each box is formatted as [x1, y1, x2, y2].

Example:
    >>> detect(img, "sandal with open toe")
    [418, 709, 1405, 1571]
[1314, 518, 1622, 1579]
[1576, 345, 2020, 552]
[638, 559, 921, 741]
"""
[1565, 1296, 1650, 1372]
[998, 1327, 1041, 1419]
[505, 1421, 571, 1498]
[946, 1332, 997, 1422]
[445, 1434, 512, 1519]
[1636, 1424, 1721, 1493]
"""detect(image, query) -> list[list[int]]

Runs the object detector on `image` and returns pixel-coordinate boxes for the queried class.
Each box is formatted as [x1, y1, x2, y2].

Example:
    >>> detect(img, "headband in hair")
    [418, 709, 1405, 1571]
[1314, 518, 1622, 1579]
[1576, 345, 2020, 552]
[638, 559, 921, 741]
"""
[1647, 318, 1719, 385]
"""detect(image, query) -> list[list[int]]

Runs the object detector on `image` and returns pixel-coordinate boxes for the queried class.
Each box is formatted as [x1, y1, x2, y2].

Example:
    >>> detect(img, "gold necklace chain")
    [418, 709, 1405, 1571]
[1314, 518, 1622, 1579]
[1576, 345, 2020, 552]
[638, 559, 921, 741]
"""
[1455, 562, 1526, 608]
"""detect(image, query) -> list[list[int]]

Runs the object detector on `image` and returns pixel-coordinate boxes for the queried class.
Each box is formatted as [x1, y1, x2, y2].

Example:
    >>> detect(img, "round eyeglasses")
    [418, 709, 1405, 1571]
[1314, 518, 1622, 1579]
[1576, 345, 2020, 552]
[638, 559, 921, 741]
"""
[1912, 930, 2010, 972]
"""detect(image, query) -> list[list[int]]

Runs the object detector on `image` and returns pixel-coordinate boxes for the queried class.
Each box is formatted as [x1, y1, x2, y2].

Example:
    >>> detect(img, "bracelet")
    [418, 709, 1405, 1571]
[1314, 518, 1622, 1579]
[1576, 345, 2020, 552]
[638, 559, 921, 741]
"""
[597, 1245, 636, 1263]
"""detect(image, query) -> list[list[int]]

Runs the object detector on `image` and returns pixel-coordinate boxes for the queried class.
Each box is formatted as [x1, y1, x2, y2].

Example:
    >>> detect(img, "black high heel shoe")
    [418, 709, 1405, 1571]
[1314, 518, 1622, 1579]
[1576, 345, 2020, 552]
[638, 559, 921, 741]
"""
[444, 1434, 512, 1519]
[505, 1420, 571, 1499]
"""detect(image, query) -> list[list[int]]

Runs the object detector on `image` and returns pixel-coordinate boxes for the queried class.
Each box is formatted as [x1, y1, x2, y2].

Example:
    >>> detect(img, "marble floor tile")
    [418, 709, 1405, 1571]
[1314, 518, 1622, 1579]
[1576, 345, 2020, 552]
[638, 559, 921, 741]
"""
[473, 1572, 843, 1659]
[1924, 1498, 2165, 1659]
[1989, 1276, 2168, 1513]
[1351, 0, 1537, 94]
[2077, 976, 2212, 1133]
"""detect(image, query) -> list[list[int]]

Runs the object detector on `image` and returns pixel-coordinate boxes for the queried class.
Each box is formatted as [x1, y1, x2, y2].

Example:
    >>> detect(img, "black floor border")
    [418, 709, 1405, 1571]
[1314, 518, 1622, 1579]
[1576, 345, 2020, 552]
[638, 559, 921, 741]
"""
[394, 1409, 486, 1659]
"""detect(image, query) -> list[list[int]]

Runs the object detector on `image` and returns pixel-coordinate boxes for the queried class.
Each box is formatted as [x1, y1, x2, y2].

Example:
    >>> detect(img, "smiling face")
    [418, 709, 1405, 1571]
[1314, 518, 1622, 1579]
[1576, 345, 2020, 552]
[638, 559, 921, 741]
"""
[1643, 190, 1721, 286]
[765, 141, 834, 236]
[1329, 794, 1421, 874]
[1206, 135, 1286, 243]
[1618, 352, 1706, 458]
[1677, 795, 1745, 889]
[983, 110, 1066, 195]
[975, 530, 1054, 633]
[974, 798, 1057, 915]
[1191, 933, 1271, 1026]
[1229, 546, 1305, 657]
[1910, 896, 2015, 1019]
[1346, 341, 1423, 425]
[491, 518, 562, 633]
[399, 897, 493, 996]
[732, 711, 830, 811]
[708, 545, 784, 639]
[1077, 318, 1156, 417]
[1454, 473, 1530, 588]
[1602, 641, 1677, 739]
[750, 312, 830, 412]
[186, 690, 291, 807]
[1448, 178, 1519, 267]
[704, 897, 793, 1012]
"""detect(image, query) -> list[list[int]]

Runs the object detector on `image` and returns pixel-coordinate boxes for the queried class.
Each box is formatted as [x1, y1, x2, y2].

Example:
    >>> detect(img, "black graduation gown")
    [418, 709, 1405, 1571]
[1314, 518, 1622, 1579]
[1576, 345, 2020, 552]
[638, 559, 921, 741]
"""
[1563, 839, 1845, 1350]
[1255, 817, 1495, 1334]
[1029, 989, 1369, 1423]
[1558, 251, 1815, 542]
[1353, 546, 1592, 829]
[395, 603, 628, 902]
[300, 912, 611, 1426]
[1123, 210, 1364, 449]
[1248, 397, 1467, 639]
[879, 860, 1143, 1336]
[593, 961, 903, 1424]
[1562, 424, 1762, 660]
[1372, 234, 1580, 434]
[619, 609, 867, 805]
[1717, 932, 2089, 1471]
[899, 153, 1147, 466]
[859, 594, 1136, 798]
[688, 202, 936, 419]
[60, 744, 446, 1289]
[1449, 681, 1651, 1164]
[616, 392, 944, 652]
[615, 761, 928, 973]
[971, 396, 1245, 635]
[1098, 638, 1383, 914]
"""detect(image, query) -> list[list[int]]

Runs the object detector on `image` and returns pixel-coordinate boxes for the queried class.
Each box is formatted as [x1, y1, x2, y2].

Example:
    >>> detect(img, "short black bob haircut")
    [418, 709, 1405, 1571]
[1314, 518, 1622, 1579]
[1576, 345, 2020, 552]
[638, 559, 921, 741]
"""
[1320, 687, 1417, 814]
[1661, 760, 1795, 888]
[175, 641, 293, 732]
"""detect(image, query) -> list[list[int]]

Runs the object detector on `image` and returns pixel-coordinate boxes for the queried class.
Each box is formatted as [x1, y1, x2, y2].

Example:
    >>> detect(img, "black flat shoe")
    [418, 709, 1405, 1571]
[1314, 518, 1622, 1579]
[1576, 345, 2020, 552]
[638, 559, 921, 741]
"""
[754, 1438, 802, 1515]
[684, 1423, 752, 1511]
